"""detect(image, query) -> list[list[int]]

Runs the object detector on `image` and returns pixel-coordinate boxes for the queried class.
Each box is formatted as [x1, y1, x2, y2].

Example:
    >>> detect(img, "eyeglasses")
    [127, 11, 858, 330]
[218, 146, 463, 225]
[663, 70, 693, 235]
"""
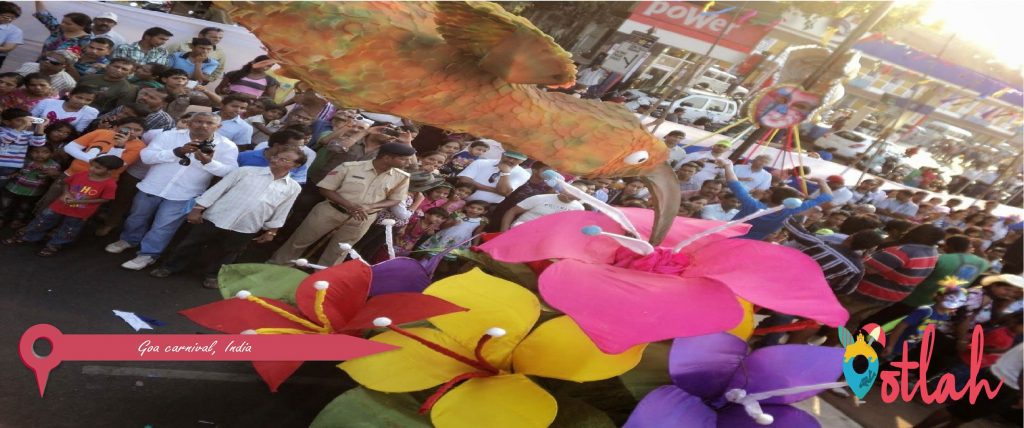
[270, 156, 299, 164]
[43, 58, 63, 66]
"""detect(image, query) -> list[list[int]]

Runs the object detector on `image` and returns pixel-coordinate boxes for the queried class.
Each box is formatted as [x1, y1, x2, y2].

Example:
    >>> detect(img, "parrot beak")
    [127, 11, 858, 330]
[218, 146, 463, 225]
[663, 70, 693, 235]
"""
[640, 163, 681, 246]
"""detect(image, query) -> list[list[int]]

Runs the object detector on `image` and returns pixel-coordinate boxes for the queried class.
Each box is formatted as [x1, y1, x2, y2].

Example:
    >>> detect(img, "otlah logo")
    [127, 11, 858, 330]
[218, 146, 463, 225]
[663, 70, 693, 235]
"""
[839, 323, 885, 399]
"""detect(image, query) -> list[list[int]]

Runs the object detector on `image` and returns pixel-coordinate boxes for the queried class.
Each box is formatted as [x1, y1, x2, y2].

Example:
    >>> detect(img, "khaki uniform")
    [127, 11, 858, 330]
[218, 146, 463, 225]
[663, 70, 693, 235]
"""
[270, 160, 409, 265]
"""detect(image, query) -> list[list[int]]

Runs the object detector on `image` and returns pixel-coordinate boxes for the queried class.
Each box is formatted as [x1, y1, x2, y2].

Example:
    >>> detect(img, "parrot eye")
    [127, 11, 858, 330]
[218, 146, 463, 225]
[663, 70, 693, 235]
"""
[623, 151, 649, 165]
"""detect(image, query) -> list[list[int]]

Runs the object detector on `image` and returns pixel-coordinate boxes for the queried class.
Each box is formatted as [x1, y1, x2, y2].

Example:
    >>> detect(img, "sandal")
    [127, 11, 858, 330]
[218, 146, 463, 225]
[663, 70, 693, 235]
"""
[37, 246, 59, 257]
[2, 236, 26, 245]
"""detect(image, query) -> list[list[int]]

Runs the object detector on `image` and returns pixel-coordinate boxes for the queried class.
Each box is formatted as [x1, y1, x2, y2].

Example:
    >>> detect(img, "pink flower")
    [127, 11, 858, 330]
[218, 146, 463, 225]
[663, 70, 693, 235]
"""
[479, 208, 848, 354]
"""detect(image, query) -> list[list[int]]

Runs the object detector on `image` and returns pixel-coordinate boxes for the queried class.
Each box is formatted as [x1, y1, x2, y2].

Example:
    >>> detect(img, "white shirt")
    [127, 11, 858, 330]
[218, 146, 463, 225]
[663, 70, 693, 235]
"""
[457, 159, 531, 203]
[680, 150, 729, 182]
[732, 164, 772, 191]
[701, 203, 739, 221]
[512, 194, 584, 227]
[16, 63, 76, 95]
[137, 129, 239, 201]
[195, 166, 301, 233]
[217, 115, 254, 147]
[812, 186, 853, 206]
[990, 343, 1023, 391]
[668, 145, 688, 169]
[31, 99, 98, 133]
[875, 197, 918, 220]
[577, 67, 607, 86]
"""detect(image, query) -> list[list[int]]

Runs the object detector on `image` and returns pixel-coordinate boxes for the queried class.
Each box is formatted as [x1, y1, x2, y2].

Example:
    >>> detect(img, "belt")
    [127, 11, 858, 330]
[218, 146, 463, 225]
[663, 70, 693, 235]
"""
[328, 201, 349, 214]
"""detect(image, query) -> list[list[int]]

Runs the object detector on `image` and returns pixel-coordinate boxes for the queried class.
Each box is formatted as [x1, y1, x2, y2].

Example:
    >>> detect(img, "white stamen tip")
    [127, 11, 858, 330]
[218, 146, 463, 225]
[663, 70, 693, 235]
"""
[782, 197, 803, 209]
[240, 329, 258, 335]
[754, 414, 774, 425]
[338, 243, 353, 251]
[293, 258, 309, 267]
[314, 280, 329, 290]
[581, 225, 602, 236]
[235, 290, 252, 299]
[380, 219, 396, 226]
[486, 327, 507, 337]
[372, 317, 392, 327]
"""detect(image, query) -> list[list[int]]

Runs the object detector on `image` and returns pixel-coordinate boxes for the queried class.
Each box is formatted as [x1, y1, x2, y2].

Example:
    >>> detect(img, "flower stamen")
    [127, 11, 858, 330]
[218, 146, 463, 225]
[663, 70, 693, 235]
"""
[418, 371, 492, 414]
[542, 170, 642, 239]
[671, 198, 803, 253]
[725, 381, 848, 425]
[235, 290, 329, 333]
[582, 225, 655, 255]
[381, 321, 498, 375]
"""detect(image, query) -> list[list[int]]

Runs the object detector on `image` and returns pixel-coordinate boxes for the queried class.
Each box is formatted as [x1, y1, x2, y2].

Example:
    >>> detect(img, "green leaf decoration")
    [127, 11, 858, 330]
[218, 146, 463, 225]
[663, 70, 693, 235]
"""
[452, 249, 539, 291]
[217, 263, 308, 304]
[310, 387, 431, 428]
[550, 397, 617, 428]
[618, 341, 673, 400]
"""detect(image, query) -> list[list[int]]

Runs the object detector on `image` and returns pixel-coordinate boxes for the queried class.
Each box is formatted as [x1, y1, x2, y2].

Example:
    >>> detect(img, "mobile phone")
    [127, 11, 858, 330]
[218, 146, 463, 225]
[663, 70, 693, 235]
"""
[117, 127, 132, 135]
[29, 117, 45, 124]
[186, 80, 199, 89]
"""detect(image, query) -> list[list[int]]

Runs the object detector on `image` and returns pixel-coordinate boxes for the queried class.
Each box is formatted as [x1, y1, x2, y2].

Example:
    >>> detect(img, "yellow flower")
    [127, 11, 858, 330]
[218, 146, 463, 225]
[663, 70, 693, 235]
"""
[340, 268, 646, 428]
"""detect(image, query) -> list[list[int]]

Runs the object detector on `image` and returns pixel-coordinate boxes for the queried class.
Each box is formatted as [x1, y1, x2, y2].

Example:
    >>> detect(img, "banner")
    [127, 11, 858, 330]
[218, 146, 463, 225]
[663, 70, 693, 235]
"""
[619, 2, 774, 63]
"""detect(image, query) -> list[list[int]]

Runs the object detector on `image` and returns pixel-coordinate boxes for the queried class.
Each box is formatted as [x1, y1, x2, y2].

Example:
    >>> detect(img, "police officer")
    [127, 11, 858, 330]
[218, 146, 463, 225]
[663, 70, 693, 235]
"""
[270, 142, 413, 265]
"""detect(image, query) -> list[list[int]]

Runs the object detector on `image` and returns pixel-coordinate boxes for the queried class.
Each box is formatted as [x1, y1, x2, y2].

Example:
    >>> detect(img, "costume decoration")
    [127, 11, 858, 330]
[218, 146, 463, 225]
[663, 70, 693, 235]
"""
[215, 0, 680, 244]
[625, 333, 845, 427]
[180, 260, 466, 391]
[479, 207, 849, 354]
[339, 268, 645, 427]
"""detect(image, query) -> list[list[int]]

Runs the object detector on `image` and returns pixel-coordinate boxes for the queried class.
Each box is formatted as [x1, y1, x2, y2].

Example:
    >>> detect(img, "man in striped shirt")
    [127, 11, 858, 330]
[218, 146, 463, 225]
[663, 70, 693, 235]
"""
[757, 217, 883, 346]
[839, 224, 944, 331]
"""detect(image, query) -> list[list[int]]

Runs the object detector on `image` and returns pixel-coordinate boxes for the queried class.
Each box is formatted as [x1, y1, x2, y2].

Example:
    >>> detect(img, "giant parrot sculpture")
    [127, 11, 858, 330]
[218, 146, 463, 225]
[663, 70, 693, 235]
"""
[215, 1, 680, 244]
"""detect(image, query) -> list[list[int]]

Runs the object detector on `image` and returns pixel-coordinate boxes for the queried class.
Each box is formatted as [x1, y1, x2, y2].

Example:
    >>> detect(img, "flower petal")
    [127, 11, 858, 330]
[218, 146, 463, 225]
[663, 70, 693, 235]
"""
[296, 260, 372, 329]
[623, 386, 717, 428]
[424, 268, 540, 370]
[342, 293, 467, 331]
[622, 207, 751, 250]
[339, 328, 475, 392]
[251, 361, 304, 392]
[682, 238, 849, 327]
[478, 210, 623, 264]
[180, 298, 311, 333]
[539, 259, 743, 354]
[431, 374, 556, 428]
[716, 403, 819, 428]
[727, 344, 845, 405]
[370, 257, 431, 296]
[668, 334, 748, 400]
[512, 316, 645, 382]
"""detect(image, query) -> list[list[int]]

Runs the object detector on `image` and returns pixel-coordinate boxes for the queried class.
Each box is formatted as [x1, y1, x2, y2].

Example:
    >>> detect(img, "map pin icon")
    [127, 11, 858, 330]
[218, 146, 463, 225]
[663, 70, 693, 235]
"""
[842, 344, 879, 398]
[19, 324, 64, 397]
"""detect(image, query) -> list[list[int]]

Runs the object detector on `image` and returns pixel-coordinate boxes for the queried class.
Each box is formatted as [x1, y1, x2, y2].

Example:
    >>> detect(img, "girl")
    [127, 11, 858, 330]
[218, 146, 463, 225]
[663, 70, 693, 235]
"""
[217, 55, 279, 99]
[609, 178, 646, 206]
[41, 121, 78, 169]
[418, 200, 489, 261]
[437, 140, 461, 158]
[1, 73, 56, 111]
[31, 85, 99, 132]
[443, 183, 474, 213]
[0, 144, 61, 228]
[394, 207, 448, 256]
[413, 182, 452, 221]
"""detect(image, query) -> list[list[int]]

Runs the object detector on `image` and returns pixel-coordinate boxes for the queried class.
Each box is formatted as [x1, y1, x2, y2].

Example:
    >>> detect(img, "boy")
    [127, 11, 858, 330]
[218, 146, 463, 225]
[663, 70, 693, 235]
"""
[719, 158, 833, 240]
[883, 286, 966, 361]
[438, 140, 489, 177]
[0, 108, 46, 187]
[246, 100, 286, 146]
[0, 144, 60, 228]
[4, 155, 121, 255]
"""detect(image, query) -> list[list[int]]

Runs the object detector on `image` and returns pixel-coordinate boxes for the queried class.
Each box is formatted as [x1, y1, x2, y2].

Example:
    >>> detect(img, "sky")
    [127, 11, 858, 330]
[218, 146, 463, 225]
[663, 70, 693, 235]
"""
[916, 0, 1024, 68]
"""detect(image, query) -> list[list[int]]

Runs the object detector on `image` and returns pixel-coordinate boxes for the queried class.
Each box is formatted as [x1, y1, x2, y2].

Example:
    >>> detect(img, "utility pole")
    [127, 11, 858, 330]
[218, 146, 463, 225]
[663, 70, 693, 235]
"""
[729, 1, 896, 161]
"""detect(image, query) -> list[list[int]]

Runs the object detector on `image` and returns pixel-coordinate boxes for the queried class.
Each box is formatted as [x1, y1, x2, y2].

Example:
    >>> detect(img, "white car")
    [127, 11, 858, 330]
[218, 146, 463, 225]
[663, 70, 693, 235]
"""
[815, 130, 876, 159]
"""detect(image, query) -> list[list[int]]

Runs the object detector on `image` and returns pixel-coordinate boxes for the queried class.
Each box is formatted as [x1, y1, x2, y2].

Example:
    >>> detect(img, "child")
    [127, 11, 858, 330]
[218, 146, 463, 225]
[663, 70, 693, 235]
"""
[395, 207, 448, 255]
[3, 155, 121, 255]
[437, 140, 462, 157]
[438, 140, 489, 177]
[248, 102, 287, 146]
[0, 145, 61, 228]
[419, 200, 489, 258]
[443, 183, 474, 214]
[0, 108, 47, 187]
[128, 62, 169, 89]
[0, 73, 56, 111]
[882, 286, 967, 361]
[31, 85, 99, 132]
[413, 182, 453, 221]
[0, 72, 22, 109]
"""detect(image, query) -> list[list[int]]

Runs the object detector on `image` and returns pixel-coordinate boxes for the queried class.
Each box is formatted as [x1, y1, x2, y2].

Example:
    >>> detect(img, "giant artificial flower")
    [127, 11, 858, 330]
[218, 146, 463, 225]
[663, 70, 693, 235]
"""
[340, 268, 646, 428]
[181, 260, 465, 391]
[624, 333, 845, 428]
[479, 208, 848, 353]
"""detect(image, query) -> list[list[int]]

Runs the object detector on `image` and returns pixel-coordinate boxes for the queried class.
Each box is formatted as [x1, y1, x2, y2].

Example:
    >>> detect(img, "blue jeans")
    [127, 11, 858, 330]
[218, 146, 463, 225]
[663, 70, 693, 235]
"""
[21, 208, 87, 248]
[120, 191, 191, 257]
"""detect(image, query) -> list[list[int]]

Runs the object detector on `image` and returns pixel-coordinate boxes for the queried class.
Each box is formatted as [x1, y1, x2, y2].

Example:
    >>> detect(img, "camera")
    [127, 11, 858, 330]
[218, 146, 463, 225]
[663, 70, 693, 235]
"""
[196, 139, 216, 154]
[379, 126, 401, 137]
[116, 127, 132, 136]
[176, 139, 216, 166]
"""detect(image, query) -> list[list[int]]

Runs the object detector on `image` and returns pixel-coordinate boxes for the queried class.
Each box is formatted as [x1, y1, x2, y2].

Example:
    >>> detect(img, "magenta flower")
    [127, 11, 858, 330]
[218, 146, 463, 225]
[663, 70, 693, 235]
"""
[479, 208, 848, 354]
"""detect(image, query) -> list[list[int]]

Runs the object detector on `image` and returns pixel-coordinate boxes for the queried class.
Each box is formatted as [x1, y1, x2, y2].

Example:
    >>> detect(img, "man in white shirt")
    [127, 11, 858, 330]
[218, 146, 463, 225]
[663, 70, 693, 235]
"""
[216, 95, 254, 149]
[678, 141, 732, 183]
[457, 152, 531, 204]
[816, 175, 854, 210]
[732, 155, 773, 196]
[663, 130, 687, 168]
[16, 50, 77, 95]
[91, 12, 127, 46]
[875, 189, 919, 221]
[676, 162, 703, 192]
[149, 145, 303, 289]
[106, 113, 239, 270]
[849, 179, 882, 205]
[700, 193, 740, 221]
[500, 182, 586, 230]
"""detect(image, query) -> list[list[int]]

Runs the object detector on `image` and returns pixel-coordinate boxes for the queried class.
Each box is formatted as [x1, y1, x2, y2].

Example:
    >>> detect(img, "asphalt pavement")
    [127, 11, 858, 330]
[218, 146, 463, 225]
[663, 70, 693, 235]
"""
[1, 228, 352, 427]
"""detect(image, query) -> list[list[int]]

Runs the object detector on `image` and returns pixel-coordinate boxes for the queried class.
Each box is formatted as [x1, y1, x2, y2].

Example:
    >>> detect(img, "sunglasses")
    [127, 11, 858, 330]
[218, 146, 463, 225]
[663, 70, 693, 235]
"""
[488, 172, 500, 183]
[43, 58, 64, 65]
